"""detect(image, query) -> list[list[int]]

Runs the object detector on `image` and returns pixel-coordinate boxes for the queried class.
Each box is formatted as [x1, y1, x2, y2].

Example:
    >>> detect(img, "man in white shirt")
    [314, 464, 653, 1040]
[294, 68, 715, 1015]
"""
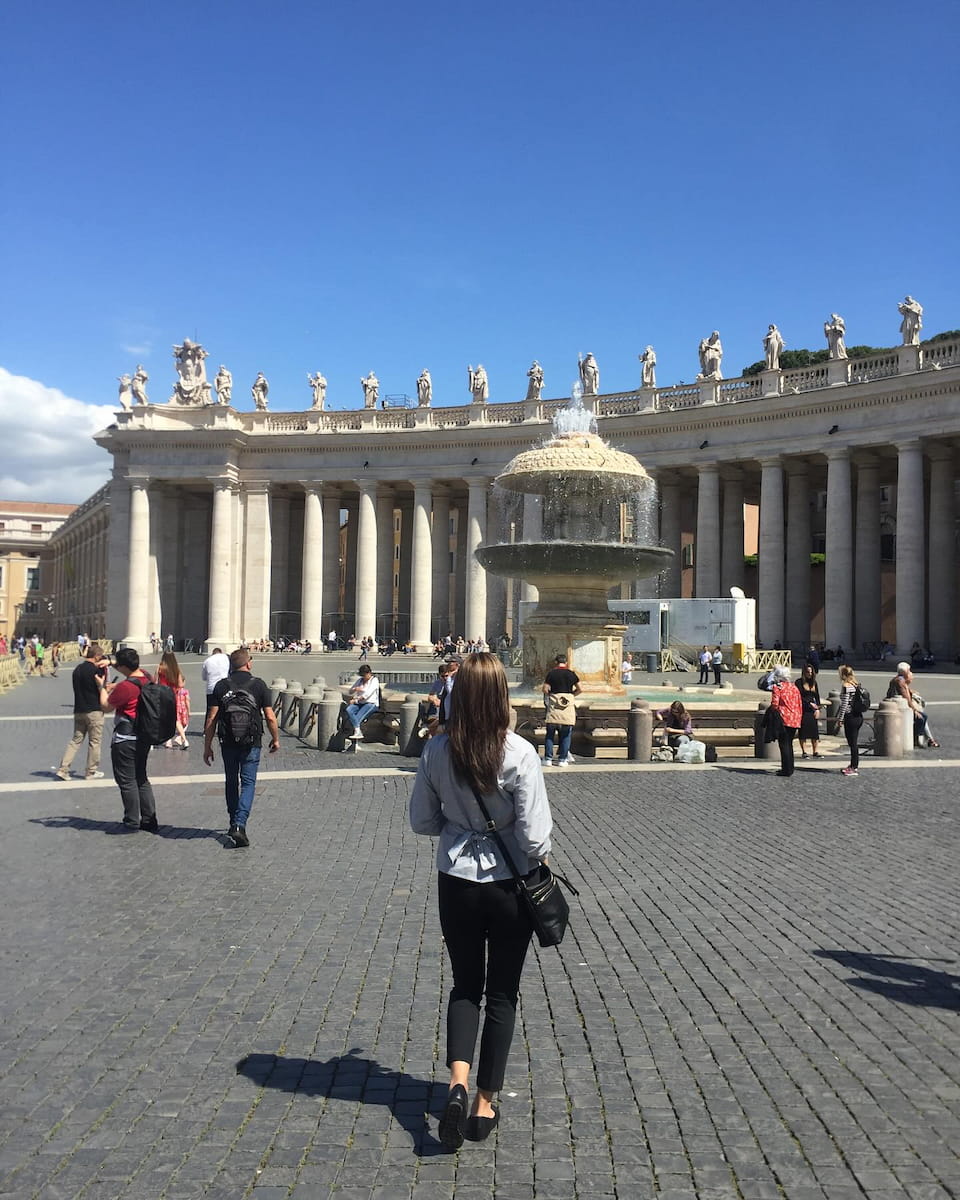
[202, 646, 231, 721]
[345, 664, 380, 739]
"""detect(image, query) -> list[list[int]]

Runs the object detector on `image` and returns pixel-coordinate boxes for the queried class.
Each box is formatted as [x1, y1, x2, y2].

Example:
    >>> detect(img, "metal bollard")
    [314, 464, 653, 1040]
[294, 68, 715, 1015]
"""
[754, 703, 777, 759]
[299, 684, 322, 743]
[319, 688, 345, 752]
[399, 694, 422, 756]
[627, 699, 652, 762]
[874, 699, 904, 759]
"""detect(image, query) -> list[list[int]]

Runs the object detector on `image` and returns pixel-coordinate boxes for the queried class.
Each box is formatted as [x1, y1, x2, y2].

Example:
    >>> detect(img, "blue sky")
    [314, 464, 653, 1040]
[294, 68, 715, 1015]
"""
[1, 0, 956, 500]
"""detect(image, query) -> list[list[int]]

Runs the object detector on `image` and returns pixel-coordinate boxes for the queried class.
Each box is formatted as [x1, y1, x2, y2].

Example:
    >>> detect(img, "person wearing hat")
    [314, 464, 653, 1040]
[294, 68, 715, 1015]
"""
[345, 663, 381, 740]
[767, 664, 802, 776]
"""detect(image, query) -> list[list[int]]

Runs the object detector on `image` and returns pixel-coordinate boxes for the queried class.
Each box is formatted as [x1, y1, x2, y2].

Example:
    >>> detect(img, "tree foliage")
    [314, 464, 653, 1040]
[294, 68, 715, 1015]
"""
[741, 329, 957, 376]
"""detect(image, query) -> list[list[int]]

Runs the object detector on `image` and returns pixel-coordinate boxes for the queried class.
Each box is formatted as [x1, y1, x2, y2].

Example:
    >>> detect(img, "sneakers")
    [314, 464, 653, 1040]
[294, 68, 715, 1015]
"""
[228, 825, 250, 848]
[86, 770, 105, 780]
[565, 753, 575, 764]
[350, 728, 364, 740]
[840, 766, 859, 776]
[139, 816, 159, 832]
[557, 759, 570, 768]
[53, 769, 69, 781]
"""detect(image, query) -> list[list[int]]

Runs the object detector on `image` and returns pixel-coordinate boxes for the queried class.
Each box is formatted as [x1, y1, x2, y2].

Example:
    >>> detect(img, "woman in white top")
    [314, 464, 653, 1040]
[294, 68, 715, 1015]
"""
[410, 653, 553, 1149]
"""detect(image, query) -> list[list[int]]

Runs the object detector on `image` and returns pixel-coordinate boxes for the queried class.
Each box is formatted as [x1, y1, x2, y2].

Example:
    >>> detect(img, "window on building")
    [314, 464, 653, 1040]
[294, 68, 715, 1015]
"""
[813, 535, 826, 555]
[0, 565, 4, 588]
[879, 486, 890, 503]
[31, 524, 42, 533]
[449, 517, 455, 534]
[25, 566, 40, 591]
[681, 543, 694, 568]
[449, 552, 455, 573]
[393, 572, 400, 590]
[816, 490, 827, 511]
[394, 544, 401, 560]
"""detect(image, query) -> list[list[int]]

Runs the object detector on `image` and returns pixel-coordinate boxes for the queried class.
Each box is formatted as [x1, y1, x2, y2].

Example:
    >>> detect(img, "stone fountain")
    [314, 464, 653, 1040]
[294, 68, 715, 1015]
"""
[476, 391, 674, 694]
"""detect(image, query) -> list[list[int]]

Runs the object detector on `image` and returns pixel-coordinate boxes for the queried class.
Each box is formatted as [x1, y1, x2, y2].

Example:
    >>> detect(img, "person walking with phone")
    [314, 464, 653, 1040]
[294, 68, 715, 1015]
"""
[409, 653, 553, 1149]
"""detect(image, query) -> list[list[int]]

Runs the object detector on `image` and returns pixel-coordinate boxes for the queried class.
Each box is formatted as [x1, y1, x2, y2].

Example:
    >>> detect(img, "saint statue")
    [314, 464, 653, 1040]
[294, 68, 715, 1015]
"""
[898, 295, 923, 346]
[308, 371, 327, 409]
[170, 339, 212, 404]
[215, 365, 233, 405]
[416, 368, 432, 407]
[131, 364, 149, 404]
[824, 314, 847, 360]
[361, 371, 379, 408]
[117, 374, 133, 411]
[639, 346, 657, 388]
[525, 360, 544, 401]
[697, 332, 723, 380]
[251, 372, 269, 410]
[578, 352, 600, 396]
[763, 325, 784, 371]
[468, 364, 489, 403]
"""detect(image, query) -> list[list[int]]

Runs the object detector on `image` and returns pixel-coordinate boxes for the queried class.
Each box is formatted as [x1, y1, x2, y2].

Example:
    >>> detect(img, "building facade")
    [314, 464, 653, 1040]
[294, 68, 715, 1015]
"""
[0, 500, 77, 642]
[48, 331, 960, 658]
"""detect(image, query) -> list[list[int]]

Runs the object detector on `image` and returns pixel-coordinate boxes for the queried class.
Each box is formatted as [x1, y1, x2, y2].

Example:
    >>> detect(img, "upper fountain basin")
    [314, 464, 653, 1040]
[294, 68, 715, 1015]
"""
[495, 431, 650, 498]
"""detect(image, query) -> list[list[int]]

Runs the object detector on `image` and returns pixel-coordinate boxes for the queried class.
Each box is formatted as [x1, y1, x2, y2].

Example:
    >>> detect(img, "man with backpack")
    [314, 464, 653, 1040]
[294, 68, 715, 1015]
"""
[101, 647, 167, 831]
[203, 648, 280, 848]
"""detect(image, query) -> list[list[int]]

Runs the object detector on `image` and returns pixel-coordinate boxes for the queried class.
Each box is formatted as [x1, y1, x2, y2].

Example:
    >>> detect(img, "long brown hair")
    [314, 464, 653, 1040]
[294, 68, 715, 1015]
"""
[159, 651, 183, 687]
[839, 664, 859, 687]
[446, 652, 510, 794]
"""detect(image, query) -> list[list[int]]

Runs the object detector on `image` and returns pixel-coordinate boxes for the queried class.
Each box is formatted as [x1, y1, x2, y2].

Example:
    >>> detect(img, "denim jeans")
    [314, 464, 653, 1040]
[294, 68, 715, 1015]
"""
[220, 742, 261, 829]
[346, 701, 376, 730]
[544, 723, 572, 763]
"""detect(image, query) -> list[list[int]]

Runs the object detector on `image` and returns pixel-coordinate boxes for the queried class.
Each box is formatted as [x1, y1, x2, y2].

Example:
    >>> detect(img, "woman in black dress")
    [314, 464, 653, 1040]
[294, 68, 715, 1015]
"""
[797, 663, 822, 759]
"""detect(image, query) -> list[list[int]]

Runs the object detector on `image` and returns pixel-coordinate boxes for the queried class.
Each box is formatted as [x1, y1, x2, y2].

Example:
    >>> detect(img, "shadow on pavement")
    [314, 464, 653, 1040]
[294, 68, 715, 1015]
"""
[815, 949, 960, 1010]
[29, 815, 224, 840]
[236, 1049, 450, 1156]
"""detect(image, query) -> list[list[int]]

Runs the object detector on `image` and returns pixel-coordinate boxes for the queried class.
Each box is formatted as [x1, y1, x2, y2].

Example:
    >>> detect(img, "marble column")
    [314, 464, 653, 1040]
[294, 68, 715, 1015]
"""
[758, 457, 785, 647]
[520, 494, 542, 604]
[342, 499, 358, 632]
[824, 447, 853, 650]
[927, 444, 956, 658]
[207, 481, 235, 648]
[895, 440, 925, 653]
[241, 484, 272, 642]
[695, 464, 721, 597]
[300, 485, 323, 645]
[854, 455, 881, 649]
[398, 501, 413, 641]
[375, 489, 395, 638]
[270, 495, 290, 620]
[658, 472, 682, 598]
[123, 480, 151, 648]
[784, 461, 811, 648]
[454, 505, 467, 636]
[322, 490, 341, 632]
[720, 469, 745, 595]
[431, 485, 451, 636]
[410, 482, 434, 647]
[355, 482, 378, 641]
[465, 480, 489, 640]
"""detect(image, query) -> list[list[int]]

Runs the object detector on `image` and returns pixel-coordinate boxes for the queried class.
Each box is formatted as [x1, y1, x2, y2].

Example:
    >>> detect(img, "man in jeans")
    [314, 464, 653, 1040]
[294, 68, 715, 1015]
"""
[54, 642, 107, 780]
[542, 653, 581, 767]
[101, 647, 158, 831]
[203, 648, 280, 847]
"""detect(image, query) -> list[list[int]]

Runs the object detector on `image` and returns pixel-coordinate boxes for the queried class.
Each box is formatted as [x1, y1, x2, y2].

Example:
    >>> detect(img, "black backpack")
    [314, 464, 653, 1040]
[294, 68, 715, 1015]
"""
[131, 677, 178, 746]
[217, 686, 263, 747]
[757, 672, 773, 691]
[851, 686, 871, 716]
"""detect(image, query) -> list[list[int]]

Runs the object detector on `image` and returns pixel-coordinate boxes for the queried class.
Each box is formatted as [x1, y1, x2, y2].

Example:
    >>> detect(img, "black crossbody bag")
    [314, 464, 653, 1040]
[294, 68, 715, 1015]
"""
[468, 783, 579, 948]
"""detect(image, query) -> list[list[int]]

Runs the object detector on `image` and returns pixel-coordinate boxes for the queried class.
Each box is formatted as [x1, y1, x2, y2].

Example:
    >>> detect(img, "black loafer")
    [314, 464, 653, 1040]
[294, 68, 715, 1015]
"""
[439, 1084, 467, 1150]
[465, 1109, 500, 1141]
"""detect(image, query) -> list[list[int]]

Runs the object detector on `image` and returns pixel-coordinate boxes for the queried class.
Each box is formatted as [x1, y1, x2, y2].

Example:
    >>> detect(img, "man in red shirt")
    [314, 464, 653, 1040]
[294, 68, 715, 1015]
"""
[100, 647, 158, 831]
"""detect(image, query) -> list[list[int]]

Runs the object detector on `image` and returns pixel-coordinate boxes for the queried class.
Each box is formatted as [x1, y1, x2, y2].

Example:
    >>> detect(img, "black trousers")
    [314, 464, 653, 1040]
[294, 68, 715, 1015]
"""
[111, 737, 156, 823]
[843, 714, 863, 770]
[777, 726, 796, 776]
[438, 871, 533, 1092]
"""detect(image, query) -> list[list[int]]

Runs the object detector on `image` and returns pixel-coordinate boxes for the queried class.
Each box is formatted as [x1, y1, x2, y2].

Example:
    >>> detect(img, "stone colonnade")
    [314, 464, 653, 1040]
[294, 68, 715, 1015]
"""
[654, 440, 957, 656]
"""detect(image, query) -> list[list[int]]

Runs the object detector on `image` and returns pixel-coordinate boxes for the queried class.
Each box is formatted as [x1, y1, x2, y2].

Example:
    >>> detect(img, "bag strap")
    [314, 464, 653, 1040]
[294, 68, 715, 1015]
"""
[468, 781, 579, 897]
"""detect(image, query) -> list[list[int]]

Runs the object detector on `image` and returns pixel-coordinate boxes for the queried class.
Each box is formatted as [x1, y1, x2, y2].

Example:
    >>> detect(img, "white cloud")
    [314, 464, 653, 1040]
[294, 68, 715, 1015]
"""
[0, 368, 114, 504]
[121, 342, 153, 357]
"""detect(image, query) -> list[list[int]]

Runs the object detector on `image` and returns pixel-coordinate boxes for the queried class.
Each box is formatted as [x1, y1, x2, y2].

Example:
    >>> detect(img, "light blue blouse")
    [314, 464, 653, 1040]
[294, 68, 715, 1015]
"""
[409, 731, 553, 882]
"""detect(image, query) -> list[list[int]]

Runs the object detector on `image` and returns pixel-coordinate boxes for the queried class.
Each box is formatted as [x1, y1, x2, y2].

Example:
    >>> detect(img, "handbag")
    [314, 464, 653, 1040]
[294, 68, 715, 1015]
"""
[469, 783, 579, 948]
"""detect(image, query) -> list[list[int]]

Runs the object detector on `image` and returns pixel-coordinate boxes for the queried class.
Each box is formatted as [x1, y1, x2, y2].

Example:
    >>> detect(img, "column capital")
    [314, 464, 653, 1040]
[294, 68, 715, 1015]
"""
[468, 477, 490, 492]
[896, 438, 923, 454]
[212, 477, 237, 494]
[358, 478, 378, 495]
[758, 455, 782, 470]
[824, 444, 851, 462]
[300, 481, 320, 497]
[697, 461, 720, 476]
[245, 480, 272, 496]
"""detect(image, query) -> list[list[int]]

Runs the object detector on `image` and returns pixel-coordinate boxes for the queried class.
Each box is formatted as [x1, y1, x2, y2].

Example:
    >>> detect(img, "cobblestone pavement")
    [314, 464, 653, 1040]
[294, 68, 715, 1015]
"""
[1, 665, 958, 1198]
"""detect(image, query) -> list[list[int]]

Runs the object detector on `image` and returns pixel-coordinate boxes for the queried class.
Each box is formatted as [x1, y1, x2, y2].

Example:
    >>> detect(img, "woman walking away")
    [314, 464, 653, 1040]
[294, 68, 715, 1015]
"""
[410, 653, 553, 1150]
[837, 664, 866, 776]
[157, 651, 191, 749]
[768, 665, 802, 776]
[797, 663, 823, 759]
